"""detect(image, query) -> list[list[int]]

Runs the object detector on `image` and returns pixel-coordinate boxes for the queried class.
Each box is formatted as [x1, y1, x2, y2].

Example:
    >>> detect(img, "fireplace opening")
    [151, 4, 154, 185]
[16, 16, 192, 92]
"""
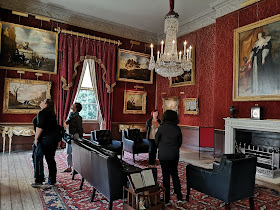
[235, 129, 280, 178]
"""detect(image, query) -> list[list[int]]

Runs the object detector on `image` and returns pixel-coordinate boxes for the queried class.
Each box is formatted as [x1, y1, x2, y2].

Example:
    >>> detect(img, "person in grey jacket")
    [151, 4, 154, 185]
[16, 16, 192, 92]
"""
[145, 110, 161, 165]
[155, 110, 183, 204]
[62, 102, 83, 173]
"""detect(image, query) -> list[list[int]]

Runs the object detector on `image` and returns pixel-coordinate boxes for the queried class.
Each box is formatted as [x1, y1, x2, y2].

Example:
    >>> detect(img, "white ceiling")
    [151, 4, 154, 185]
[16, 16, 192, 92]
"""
[40, 0, 218, 35]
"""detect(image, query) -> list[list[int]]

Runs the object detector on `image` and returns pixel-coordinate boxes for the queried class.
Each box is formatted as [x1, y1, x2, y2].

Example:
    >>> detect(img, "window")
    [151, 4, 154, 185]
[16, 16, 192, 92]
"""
[75, 64, 98, 120]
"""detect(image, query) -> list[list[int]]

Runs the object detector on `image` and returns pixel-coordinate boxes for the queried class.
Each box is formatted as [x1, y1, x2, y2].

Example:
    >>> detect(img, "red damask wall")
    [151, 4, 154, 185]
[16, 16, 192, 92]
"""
[157, 0, 280, 129]
[156, 24, 216, 127]
[213, 0, 280, 129]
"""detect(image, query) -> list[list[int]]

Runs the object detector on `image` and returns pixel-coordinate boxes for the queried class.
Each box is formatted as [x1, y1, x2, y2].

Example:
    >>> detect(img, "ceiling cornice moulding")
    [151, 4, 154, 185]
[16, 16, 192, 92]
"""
[157, 0, 247, 42]
[0, 0, 157, 44]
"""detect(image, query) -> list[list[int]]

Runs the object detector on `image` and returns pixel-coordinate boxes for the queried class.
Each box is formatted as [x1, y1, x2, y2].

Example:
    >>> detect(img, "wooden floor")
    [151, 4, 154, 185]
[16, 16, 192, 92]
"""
[0, 151, 43, 210]
[1, 149, 279, 209]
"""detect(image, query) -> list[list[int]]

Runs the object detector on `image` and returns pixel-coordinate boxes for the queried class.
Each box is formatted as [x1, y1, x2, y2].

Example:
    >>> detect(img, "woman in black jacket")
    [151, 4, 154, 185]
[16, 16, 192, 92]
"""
[145, 110, 161, 165]
[155, 110, 182, 204]
[32, 98, 59, 187]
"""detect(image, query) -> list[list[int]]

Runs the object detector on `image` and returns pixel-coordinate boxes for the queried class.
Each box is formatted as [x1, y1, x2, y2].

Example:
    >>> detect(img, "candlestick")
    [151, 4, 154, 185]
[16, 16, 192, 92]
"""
[172, 40, 175, 53]
[161, 40, 164, 54]
[179, 51, 182, 61]
[157, 51, 160, 60]
[184, 41, 187, 55]
[187, 49, 189, 61]
[150, 44, 153, 57]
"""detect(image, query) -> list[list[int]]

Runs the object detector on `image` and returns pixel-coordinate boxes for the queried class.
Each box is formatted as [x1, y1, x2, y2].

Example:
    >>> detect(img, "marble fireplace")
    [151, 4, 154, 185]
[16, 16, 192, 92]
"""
[224, 118, 280, 178]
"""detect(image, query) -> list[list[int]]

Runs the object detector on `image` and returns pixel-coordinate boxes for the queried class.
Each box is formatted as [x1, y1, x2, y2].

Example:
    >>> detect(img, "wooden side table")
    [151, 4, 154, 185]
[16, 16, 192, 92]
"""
[123, 185, 165, 210]
[1, 125, 35, 154]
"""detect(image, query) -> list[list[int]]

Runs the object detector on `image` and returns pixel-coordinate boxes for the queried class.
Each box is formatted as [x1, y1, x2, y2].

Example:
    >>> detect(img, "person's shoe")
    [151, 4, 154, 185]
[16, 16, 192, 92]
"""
[61, 168, 72, 173]
[31, 182, 43, 188]
[70, 170, 78, 175]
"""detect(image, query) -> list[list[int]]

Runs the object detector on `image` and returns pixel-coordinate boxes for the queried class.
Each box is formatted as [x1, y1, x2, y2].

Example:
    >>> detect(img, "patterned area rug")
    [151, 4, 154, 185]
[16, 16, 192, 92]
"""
[28, 150, 280, 209]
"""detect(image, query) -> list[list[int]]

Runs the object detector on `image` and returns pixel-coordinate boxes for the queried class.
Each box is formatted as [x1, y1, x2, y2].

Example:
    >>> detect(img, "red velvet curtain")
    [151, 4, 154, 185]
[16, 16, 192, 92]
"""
[57, 33, 116, 130]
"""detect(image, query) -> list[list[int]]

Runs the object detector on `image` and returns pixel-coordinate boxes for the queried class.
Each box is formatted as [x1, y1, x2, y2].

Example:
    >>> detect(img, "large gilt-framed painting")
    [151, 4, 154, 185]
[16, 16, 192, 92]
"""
[162, 96, 180, 114]
[123, 90, 147, 114]
[0, 21, 58, 74]
[3, 78, 51, 114]
[170, 47, 195, 87]
[233, 14, 280, 101]
[117, 49, 153, 84]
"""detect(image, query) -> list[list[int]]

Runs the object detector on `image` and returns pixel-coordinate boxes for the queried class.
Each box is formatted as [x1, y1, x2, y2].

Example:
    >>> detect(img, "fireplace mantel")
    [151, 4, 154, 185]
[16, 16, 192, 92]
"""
[224, 118, 280, 153]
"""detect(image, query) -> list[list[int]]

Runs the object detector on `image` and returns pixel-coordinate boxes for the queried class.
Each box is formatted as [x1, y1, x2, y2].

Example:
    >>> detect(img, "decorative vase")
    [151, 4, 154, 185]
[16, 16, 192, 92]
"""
[230, 106, 235, 118]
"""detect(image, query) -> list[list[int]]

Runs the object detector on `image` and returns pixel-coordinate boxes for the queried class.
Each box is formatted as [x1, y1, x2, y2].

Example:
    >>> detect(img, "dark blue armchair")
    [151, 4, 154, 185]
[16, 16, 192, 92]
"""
[122, 129, 149, 163]
[91, 130, 123, 159]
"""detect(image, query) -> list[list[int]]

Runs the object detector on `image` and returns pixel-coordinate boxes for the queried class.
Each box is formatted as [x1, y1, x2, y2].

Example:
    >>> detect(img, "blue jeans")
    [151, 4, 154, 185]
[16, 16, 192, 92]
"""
[32, 142, 44, 183]
[66, 143, 72, 168]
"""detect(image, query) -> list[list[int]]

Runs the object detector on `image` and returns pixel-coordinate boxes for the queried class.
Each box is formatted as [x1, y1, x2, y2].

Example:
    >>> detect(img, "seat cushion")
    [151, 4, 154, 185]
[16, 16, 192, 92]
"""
[104, 140, 122, 155]
[134, 138, 149, 153]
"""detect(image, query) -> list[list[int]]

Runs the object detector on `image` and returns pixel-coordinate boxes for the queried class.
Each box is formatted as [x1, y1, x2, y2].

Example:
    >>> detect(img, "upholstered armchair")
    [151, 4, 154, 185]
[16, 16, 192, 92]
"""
[122, 129, 149, 163]
[186, 153, 257, 210]
[91, 130, 123, 159]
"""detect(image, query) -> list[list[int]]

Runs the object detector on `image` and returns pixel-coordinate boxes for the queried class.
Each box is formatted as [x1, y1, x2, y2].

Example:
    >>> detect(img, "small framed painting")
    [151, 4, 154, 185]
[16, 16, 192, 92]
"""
[170, 47, 195, 87]
[183, 98, 199, 115]
[162, 96, 180, 114]
[3, 78, 51, 114]
[117, 49, 153, 84]
[123, 90, 147, 114]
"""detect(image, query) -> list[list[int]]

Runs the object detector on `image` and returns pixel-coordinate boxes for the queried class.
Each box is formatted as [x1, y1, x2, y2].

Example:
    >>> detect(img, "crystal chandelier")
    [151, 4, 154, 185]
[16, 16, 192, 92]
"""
[149, 0, 193, 78]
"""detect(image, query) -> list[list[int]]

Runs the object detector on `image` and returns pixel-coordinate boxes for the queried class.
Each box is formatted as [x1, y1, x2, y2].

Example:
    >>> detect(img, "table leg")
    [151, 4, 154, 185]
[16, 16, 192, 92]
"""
[2, 133, 5, 153]
[8, 136, 12, 154]
[8, 130, 13, 154]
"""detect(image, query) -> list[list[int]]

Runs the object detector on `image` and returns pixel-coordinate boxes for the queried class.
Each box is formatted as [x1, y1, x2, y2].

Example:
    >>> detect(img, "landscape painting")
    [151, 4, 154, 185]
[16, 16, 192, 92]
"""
[3, 78, 51, 114]
[117, 49, 153, 84]
[123, 90, 147, 114]
[0, 21, 58, 74]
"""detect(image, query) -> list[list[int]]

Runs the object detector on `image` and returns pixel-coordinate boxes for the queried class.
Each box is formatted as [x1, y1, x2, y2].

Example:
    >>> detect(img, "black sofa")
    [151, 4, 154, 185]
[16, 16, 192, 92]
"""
[71, 137, 156, 210]
[186, 153, 257, 210]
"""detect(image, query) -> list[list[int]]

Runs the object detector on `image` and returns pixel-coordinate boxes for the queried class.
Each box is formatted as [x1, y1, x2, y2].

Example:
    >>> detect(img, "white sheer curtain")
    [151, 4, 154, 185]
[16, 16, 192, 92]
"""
[76, 59, 105, 130]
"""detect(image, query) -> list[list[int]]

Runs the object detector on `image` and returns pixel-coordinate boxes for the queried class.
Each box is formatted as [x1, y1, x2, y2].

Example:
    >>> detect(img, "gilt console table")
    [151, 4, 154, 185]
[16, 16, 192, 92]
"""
[1, 123, 35, 154]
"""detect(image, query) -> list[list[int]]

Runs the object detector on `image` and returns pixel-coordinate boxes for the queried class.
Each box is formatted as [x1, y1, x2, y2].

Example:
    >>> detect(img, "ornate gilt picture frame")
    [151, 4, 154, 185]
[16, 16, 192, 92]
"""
[162, 96, 180, 114]
[3, 78, 51, 114]
[170, 47, 195, 87]
[0, 21, 58, 74]
[117, 49, 153, 84]
[233, 14, 280, 101]
[183, 98, 199, 115]
[123, 90, 147, 114]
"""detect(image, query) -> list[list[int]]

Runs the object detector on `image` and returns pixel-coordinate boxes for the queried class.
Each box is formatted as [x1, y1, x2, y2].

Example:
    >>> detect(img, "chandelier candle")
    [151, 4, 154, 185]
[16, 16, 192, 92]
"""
[150, 44, 153, 57]
[184, 41, 187, 55]
[161, 40, 164, 54]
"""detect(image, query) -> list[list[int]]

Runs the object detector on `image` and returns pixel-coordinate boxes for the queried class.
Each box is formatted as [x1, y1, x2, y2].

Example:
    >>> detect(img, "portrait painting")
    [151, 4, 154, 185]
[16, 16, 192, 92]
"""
[183, 98, 199, 115]
[170, 47, 195, 87]
[123, 90, 147, 114]
[3, 78, 51, 114]
[117, 49, 153, 84]
[162, 96, 180, 114]
[0, 21, 58, 74]
[233, 14, 280, 101]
